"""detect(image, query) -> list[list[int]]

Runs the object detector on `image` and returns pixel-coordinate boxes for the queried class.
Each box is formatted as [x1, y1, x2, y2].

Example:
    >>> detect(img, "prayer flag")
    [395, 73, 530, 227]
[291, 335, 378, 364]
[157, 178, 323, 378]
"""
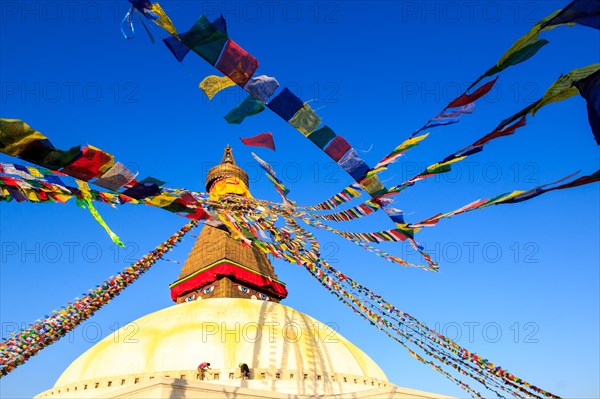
[215, 40, 259, 86]
[324, 136, 351, 162]
[268, 88, 304, 121]
[224, 95, 265, 124]
[181, 15, 228, 65]
[240, 132, 276, 151]
[541, 0, 600, 30]
[307, 126, 336, 149]
[289, 103, 322, 136]
[244, 75, 279, 103]
[447, 77, 498, 108]
[199, 75, 236, 100]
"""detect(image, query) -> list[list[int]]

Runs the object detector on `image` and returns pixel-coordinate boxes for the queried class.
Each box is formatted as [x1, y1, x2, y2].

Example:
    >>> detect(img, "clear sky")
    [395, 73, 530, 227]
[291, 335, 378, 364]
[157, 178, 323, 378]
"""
[1, 1, 599, 398]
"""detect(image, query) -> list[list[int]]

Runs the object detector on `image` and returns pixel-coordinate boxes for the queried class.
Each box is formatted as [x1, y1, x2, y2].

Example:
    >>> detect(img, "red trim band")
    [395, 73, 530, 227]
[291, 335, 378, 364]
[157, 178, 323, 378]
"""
[170, 261, 288, 301]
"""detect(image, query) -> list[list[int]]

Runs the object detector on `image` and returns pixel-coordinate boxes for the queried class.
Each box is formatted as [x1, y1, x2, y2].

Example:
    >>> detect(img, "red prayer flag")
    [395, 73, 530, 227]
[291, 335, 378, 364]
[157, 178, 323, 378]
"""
[61, 146, 113, 181]
[215, 40, 259, 86]
[324, 136, 351, 162]
[472, 116, 526, 147]
[240, 132, 276, 151]
[447, 77, 498, 108]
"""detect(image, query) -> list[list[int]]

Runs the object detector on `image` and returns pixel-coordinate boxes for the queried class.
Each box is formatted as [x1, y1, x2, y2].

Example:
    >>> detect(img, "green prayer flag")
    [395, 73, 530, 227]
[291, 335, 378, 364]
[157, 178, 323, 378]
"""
[224, 95, 265, 124]
[182, 16, 229, 65]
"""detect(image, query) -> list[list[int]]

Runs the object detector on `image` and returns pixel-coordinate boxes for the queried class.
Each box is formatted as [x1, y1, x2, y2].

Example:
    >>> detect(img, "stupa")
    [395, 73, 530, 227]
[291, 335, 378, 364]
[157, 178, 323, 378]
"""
[34, 147, 452, 399]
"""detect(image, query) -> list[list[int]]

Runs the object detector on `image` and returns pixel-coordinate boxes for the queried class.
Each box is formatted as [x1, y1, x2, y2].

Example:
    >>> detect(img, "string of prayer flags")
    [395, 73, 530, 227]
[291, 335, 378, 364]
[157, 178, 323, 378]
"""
[423, 103, 476, 130]
[300, 259, 560, 399]
[0, 220, 196, 376]
[373, 133, 429, 172]
[404, 171, 599, 228]
[471, 116, 527, 148]
[244, 75, 280, 103]
[495, 170, 600, 204]
[240, 132, 276, 151]
[225, 95, 265, 124]
[299, 184, 362, 211]
[251, 152, 290, 197]
[199, 75, 236, 100]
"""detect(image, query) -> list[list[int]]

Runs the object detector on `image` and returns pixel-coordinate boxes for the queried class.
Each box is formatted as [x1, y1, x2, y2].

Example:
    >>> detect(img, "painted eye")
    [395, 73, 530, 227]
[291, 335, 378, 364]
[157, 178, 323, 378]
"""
[258, 293, 270, 301]
[203, 286, 215, 294]
[185, 294, 196, 302]
[237, 285, 251, 294]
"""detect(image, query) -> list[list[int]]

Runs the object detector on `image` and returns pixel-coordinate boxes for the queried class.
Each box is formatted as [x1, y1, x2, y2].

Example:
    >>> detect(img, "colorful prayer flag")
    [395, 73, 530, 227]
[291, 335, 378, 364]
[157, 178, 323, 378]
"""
[199, 75, 236, 100]
[224, 95, 265, 124]
[215, 40, 259, 86]
[240, 132, 276, 151]
[244, 75, 279, 103]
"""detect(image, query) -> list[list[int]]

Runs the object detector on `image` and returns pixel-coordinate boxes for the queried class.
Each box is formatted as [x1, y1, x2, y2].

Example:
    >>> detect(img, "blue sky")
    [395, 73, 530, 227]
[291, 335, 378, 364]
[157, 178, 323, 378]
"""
[1, 1, 599, 397]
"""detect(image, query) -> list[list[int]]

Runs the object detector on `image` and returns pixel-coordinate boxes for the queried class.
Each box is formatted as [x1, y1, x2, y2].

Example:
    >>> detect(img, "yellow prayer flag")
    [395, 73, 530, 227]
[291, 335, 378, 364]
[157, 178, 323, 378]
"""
[426, 156, 467, 173]
[149, 2, 179, 39]
[394, 132, 430, 151]
[76, 180, 92, 197]
[497, 9, 561, 67]
[0, 119, 47, 156]
[290, 103, 322, 136]
[145, 192, 178, 207]
[52, 193, 73, 203]
[199, 75, 237, 100]
[24, 189, 40, 202]
[531, 64, 600, 116]
[26, 167, 44, 178]
[489, 190, 527, 205]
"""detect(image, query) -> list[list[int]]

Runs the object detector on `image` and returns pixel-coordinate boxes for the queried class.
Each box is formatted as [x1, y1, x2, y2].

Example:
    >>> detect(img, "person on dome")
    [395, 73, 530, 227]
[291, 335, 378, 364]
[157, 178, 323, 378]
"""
[197, 361, 210, 380]
[239, 362, 250, 379]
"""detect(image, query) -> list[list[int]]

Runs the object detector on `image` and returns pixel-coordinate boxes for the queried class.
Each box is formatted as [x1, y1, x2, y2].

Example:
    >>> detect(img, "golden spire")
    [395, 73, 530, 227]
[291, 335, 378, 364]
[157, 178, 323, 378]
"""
[169, 146, 287, 303]
[221, 145, 235, 165]
[206, 146, 249, 192]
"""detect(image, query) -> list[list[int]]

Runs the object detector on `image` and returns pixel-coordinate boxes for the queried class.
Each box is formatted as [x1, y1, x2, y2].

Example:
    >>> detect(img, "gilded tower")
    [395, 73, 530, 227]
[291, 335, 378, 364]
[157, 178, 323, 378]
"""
[169, 146, 288, 303]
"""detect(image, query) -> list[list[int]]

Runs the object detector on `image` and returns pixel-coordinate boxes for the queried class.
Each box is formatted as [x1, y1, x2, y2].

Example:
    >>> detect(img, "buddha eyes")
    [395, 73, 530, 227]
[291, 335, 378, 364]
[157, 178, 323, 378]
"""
[185, 294, 196, 302]
[258, 293, 270, 301]
[203, 286, 215, 294]
[237, 285, 251, 294]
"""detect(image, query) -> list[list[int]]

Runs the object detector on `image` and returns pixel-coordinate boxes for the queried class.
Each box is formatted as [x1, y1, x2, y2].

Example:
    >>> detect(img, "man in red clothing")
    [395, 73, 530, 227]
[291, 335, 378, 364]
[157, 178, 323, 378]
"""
[197, 362, 210, 380]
